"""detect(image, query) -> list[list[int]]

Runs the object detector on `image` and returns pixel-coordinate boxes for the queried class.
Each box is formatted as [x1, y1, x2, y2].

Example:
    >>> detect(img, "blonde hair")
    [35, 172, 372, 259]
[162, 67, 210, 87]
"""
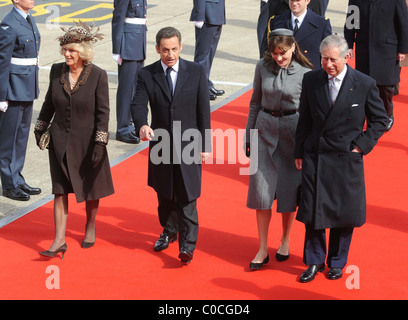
[60, 41, 94, 64]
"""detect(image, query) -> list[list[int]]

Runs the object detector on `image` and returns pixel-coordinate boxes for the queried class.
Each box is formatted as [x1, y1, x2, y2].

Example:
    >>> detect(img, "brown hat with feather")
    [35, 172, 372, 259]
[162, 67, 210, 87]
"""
[57, 21, 104, 46]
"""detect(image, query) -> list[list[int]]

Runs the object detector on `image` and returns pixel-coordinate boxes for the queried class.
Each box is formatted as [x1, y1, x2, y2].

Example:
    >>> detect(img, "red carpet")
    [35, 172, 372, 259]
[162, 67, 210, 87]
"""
[1, 67, 408, 301]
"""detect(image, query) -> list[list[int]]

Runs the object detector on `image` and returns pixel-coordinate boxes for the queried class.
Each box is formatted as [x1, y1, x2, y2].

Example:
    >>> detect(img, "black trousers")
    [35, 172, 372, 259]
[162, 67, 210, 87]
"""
[303, 224, 354, 269]
[157, 165, 199, 253]
[377, 85, 394, 117]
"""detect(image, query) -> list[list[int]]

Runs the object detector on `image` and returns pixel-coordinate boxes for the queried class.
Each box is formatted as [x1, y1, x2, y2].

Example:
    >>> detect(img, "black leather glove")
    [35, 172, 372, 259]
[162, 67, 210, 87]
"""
[91, 142, 106, 168]
[245, 143, 250, 158]
[34, 130, 44, 148]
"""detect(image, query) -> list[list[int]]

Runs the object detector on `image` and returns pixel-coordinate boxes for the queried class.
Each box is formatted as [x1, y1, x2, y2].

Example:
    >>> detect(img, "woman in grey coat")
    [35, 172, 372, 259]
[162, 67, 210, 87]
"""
[244, 29, 312, 270]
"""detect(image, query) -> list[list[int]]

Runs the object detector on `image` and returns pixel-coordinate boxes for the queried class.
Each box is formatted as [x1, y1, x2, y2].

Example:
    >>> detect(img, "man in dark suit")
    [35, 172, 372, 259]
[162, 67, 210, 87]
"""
[294, 35, 387, 282]
[259, 0, 329, 58]
[0, 0, 41, 201]
[190, 0, 226, 101]
[111, 0, 147, 144]
[344, 0, 408, 131]
[131, 27, 211, 264]
[257, 0, 290, 58]
[265, 0, 332, 68]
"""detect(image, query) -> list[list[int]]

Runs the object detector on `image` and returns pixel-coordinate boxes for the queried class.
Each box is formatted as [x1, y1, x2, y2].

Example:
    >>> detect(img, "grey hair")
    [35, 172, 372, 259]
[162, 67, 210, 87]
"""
[320, 34, 349, 58]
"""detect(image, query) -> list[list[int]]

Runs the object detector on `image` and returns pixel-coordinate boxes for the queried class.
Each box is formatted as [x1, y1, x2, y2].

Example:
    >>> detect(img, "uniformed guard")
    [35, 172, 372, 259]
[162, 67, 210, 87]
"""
[0, 0, 42, 201]
[266, 0, 332, 69]
[112, 0, 147, 144]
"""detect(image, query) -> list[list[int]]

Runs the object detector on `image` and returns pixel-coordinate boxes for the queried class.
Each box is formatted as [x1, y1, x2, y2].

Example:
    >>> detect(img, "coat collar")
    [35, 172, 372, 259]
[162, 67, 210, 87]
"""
[60, 63, 93, 95]
[293, 9, 320, 44]
[153, 58, 189, 102]
[321, 65, 357, 129]
[11, 7, 34, 32]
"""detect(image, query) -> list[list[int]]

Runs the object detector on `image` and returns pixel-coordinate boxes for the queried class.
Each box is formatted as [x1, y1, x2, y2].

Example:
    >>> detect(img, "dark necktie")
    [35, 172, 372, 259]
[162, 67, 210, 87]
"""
[166, 67, 173, 97]
[26, 15, 33, 29]
[293, 18, 299, 35]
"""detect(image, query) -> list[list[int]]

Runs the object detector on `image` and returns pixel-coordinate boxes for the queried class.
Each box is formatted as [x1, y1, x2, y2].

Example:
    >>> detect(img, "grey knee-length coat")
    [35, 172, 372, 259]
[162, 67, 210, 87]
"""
[245, 59, 311, 212]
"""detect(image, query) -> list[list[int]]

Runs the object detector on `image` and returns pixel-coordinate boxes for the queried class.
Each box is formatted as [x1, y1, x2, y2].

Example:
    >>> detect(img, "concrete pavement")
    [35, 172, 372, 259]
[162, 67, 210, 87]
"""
[0, 0, 348, 227]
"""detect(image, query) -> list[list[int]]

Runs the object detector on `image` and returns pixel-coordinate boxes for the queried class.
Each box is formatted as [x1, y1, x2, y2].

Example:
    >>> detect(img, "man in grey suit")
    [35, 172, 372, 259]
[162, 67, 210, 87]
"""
[0, 0, 41, 201]
[190, 0, 226, 101]
[112, 0, 147, 144]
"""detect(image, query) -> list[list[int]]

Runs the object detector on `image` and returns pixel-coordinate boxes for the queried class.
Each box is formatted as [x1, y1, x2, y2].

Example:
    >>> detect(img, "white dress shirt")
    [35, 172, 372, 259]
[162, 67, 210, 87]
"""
[328, 66, 348, 105]
[161, 60, 179, 95]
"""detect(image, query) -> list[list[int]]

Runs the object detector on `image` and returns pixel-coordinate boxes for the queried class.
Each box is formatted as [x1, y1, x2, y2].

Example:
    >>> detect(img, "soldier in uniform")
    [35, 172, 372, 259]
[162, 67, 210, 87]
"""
[0, 0, 41, 201]
[112, 0, 147, 143]
[266, 0, 332, 69]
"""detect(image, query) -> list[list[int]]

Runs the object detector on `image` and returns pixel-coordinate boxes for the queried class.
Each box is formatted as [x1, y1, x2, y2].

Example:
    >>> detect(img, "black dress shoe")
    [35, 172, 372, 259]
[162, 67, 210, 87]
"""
[249, 254, 269, 271]
[299, 264, 325, 283]
[153, 232, 177, 252]
[178, 249, 194, 263]
[209, 93, 217, 101]
[18, 183, 41, 195]
[3, 188, 30, 201]
[209, 87, 225, 96]
[116, 132, 141, 144]
[328, 267, 343, 280]
[386, 115, 394, 131]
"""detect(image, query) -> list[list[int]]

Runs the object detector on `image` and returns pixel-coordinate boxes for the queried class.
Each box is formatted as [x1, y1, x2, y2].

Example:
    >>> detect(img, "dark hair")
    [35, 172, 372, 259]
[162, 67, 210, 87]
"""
[156, 27, 182, 47]
[263, 34, 313, 75]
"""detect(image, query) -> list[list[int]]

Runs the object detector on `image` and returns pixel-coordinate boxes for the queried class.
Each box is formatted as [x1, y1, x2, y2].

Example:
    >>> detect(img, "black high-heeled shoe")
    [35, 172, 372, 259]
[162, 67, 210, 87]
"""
[249, 254, 269, 271]
[81, 228, 96, 249]
[39, 243, 68, 259]
[81, 239, 95, 249]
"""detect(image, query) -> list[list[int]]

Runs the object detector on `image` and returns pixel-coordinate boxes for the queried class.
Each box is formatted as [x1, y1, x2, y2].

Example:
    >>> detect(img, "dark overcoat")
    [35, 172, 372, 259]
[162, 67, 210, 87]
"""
[294, 66, 387, 229]
[38, 63, 114, 202]
[268, 9, 332, 69]
[344, 0, 408, 85]
[131, 58, 211, 202]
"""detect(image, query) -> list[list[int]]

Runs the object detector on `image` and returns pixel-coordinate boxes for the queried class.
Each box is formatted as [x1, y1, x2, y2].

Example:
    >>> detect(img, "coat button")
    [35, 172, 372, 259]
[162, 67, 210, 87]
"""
[66, 128, 70, 132]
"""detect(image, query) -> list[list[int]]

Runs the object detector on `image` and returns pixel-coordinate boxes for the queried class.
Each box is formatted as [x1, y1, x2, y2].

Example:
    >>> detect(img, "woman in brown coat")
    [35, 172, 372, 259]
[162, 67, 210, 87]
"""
[35, 22, 114, 258]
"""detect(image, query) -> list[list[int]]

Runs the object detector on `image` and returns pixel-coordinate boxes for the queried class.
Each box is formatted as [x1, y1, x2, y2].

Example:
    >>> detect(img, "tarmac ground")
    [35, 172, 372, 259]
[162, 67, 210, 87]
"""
[0, 0, 348, 227]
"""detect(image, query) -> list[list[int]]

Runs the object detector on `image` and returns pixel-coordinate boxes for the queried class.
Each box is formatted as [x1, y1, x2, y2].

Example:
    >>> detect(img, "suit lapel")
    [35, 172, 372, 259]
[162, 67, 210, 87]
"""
[314, 69, 331, 117]
[152, 60, 172, 101]
[173, 58, 189, 102]
[295, 10, 318, 44]
[323, 65, 356, 130]
[12, 9, 34, 32]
